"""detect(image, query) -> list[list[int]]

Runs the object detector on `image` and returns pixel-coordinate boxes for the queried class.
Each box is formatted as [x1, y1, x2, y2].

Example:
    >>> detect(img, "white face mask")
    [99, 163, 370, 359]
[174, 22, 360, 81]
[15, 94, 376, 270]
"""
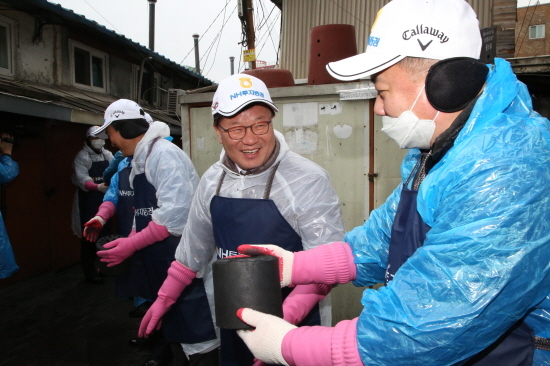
[90, 139, 105, 150]
[381, 86, 439, 149]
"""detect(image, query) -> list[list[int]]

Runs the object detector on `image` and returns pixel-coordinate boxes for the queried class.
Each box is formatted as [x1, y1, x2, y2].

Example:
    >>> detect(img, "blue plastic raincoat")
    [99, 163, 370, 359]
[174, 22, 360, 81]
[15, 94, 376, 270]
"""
[346, 58, 550, 365]
[0, 155, 19, 278]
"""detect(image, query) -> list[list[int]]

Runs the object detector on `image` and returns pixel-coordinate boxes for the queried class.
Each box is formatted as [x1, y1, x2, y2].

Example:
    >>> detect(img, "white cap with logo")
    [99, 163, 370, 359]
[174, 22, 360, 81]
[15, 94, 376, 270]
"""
[212, 74, 279, 117]
[326, 0, 482, 81]
[86, 125, 101, 138]
[93, 99, 147, 139]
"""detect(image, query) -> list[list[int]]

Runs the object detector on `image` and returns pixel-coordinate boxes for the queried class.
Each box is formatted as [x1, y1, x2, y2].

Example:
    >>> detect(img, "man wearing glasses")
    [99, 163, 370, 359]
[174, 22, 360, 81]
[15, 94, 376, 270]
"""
[139, 73, 345, 366]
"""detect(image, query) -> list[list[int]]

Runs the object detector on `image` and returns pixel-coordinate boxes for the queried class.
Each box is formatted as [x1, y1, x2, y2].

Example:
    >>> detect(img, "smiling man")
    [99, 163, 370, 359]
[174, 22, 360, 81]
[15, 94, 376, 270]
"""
[138, 73, 345, 366]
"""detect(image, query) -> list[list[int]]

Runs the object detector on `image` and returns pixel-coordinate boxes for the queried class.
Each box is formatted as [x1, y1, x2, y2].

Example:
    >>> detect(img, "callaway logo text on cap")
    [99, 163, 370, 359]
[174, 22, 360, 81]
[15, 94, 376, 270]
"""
[326, 0, 482, 81]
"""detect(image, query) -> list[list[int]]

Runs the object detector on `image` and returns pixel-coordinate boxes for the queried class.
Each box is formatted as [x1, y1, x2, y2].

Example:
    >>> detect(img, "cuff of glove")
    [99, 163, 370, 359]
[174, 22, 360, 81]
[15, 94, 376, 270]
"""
[96, 201, 116, 221]
[167, 260, 196, 286]
[84, 181, 98, 191]
[282, 318, 361, 366]
[158, 261, 197, 301]
[292, 242, 356, 286]
[131, 221, 171, 251]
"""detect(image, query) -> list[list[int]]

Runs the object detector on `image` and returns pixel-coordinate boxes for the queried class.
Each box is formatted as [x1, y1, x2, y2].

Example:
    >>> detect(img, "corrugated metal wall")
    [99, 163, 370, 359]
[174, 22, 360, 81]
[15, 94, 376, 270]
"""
[279, 0, 495, 79]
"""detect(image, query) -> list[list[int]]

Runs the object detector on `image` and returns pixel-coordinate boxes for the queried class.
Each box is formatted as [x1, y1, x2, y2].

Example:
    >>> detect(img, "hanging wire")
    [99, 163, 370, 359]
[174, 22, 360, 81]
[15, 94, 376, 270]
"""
[516, 0, 539, 56]
[257, 12, 280, 60]
[81, 0, 164, 73]
[178, 0, 234, 65]
[257, 1, 277, 30]
[203, 2, 237, 77]
[328, 0, 366, 25]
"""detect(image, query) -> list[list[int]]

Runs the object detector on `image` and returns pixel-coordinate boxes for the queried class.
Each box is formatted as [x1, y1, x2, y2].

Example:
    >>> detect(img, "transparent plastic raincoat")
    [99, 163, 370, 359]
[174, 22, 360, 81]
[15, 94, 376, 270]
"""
[129, 122, 199, 235]
[175, 129, 345, 269]
[346, 58, 550, 365]
[174, 130, 345, 354]
[0, 155, 19, 278]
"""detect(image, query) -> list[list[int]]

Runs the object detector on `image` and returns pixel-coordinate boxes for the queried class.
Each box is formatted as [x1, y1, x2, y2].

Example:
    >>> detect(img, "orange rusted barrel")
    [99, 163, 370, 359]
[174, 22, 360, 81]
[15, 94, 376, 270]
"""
[308, 24, 357, 85]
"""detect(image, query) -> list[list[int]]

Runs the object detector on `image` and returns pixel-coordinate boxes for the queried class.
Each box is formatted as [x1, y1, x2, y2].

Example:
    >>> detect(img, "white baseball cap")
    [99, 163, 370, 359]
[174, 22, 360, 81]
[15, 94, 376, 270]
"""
[212, 73, 278, 117]
[86, 125, 101, 138]
[326, 0, 482, 81]
[93, 99, 147, 139]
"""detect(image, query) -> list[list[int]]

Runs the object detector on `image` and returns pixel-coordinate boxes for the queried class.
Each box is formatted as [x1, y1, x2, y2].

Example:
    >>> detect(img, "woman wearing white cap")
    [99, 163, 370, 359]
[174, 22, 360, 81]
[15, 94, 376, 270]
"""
[71, 125, 113, 284]
[138, 73, 346, 366]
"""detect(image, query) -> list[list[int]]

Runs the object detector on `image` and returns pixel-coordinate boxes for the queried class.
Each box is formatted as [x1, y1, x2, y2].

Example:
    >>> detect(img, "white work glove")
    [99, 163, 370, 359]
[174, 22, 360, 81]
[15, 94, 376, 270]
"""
[83, 216, 106, 242]
[236, 308, 296, 366]
[97, 183, 108, 193]
[237, 244, 294, 287]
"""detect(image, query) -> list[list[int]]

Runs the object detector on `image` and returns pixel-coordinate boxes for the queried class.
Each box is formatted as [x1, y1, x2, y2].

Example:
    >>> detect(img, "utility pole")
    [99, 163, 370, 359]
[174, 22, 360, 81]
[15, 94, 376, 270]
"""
[239, 0, 256, 70]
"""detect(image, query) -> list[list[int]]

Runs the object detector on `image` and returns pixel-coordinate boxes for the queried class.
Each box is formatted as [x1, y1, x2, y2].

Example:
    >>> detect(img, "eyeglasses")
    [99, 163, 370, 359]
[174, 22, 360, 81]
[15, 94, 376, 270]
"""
[218, 121, 272, 140]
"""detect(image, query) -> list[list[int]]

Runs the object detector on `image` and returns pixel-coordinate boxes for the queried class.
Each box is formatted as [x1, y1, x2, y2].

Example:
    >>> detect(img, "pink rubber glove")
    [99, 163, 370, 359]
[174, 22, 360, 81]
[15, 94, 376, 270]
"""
[84, 181, 108, 193]
[282, 318, 362, 366]
[97, 221, 170, 266]
[283, 284, 332, 325]
[138, 260, 196, 337]
[238, 242, 356, 287]
[83, 201, 116, 242]
[84, 180, 98, 191]
[237, 308, 296, 365]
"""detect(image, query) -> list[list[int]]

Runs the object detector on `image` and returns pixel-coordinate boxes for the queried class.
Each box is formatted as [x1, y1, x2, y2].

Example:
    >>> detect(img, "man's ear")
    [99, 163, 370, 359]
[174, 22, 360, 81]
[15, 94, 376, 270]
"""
[213, 125, 223, 144]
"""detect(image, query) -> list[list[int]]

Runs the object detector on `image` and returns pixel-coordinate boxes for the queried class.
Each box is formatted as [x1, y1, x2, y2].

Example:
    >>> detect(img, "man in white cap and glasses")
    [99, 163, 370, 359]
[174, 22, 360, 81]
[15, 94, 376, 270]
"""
[71, 125, 113, 284]
[138, 73, 345, 366]
[93, 99, 204, 366]
[233, 0, 550, 365]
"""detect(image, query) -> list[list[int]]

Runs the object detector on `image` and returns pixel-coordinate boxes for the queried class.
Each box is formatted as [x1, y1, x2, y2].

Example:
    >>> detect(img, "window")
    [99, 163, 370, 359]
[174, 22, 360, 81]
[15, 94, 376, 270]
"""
[0, 15, 15, 77]
[69, 40, 108, 92]
[529, 24, 545, 39]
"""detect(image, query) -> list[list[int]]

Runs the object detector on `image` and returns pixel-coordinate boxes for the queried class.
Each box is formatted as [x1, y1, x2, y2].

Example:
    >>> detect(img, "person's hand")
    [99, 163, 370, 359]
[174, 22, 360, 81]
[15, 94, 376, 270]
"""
[97, 237, 136, 266]
[237, 244, 294, 287]
[97, 183, 108, 193]
[0, 133, 14, 155]
[236, 308, 296, 366]
[139, 296, 170, 336]
[83, 216, 105, 242]
[138, 261, 196, 337]
[98, 221, 169, 267]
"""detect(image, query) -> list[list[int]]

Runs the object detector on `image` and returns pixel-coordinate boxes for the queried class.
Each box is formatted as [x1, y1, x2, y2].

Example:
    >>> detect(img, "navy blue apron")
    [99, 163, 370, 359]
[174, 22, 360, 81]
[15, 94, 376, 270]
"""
[122, 139, 216, 344]
[386, 159, 534, 365]
[114, 160, 135, 298]
[116, 161, 134, 237]
[78, 152, 111, 237]
[210, 162, 321, 366]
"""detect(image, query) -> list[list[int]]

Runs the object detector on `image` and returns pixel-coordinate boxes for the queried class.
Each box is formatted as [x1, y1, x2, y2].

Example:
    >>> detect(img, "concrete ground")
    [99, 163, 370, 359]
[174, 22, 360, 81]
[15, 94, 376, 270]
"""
[0, 264, 153, 366]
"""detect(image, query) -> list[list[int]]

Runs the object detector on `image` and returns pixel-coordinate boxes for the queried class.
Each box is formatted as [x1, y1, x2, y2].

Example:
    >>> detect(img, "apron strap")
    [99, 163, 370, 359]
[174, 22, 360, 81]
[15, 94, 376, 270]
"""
[214, 161, 282, 199]
[263, 161, 281, 199]
[215, 171, 226, 196]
